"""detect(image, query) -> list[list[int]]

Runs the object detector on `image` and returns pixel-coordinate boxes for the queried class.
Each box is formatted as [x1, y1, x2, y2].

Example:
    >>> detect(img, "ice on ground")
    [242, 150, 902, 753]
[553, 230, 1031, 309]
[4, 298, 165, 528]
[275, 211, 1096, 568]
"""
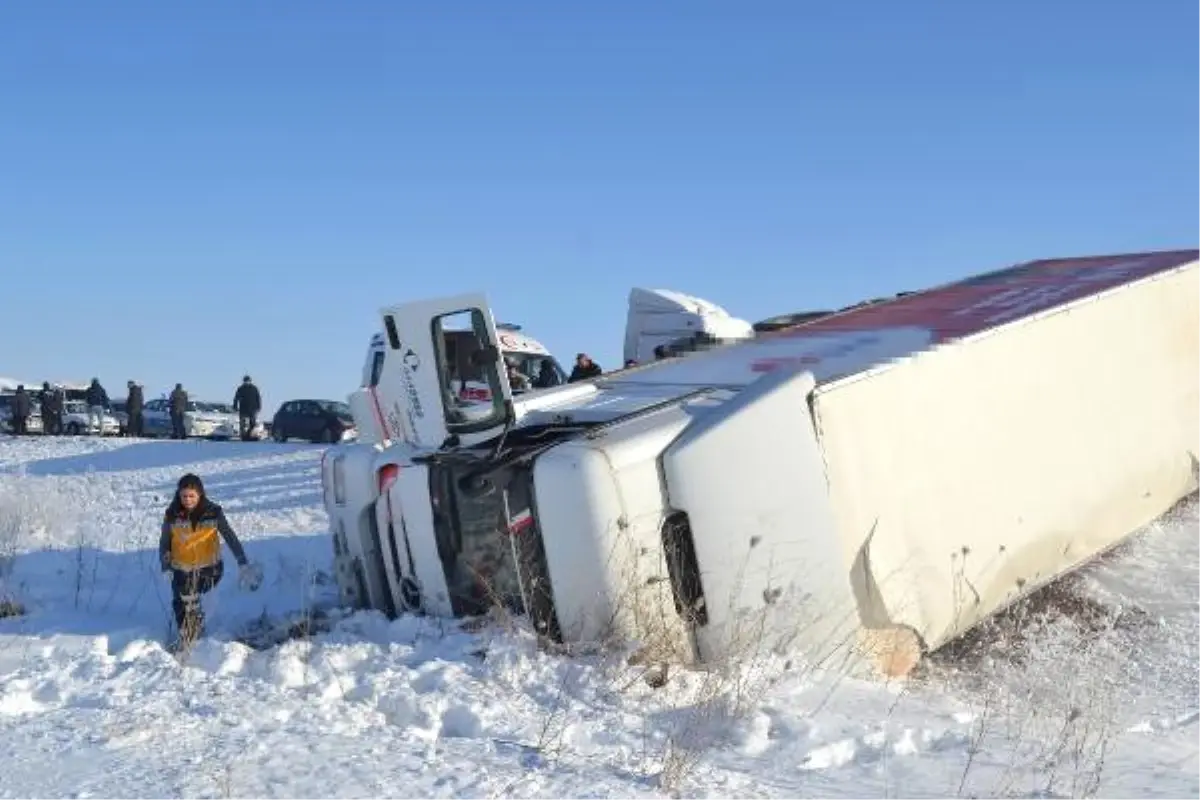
[0, 435, 1195, 798]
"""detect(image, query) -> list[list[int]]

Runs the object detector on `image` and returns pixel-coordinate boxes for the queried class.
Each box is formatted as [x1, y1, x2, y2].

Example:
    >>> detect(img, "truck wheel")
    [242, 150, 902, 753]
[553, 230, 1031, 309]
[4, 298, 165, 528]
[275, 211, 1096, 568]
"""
[273, 427, 287, 443]
[67, 422, 80, 436]
[320, 428, 335, 444]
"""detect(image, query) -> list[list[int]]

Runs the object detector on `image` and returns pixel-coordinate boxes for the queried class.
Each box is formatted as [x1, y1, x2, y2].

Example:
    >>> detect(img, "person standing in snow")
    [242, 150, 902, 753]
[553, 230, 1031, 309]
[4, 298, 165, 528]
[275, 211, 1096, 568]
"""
[169, 383, 188, 439]
[39, 383, 56, 435]
[43, 384, 65, 435]
[85, 377, 109, 435]
[10, 385, 31, 435]
[232, 375, 261, 442]
[125, 380, 145, 437]
[159, 473, 261, 644]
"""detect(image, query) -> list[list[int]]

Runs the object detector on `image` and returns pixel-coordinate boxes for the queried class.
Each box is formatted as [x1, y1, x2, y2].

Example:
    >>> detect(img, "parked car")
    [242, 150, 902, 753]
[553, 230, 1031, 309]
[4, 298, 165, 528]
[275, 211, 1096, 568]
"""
[62, 400, 120, 436]
[197, 401, 267, 440]
[0, 394, 44, 434]
[141, 398, 239, 439]
[109, 400, 128, 435]
[271, 399, 357, 443]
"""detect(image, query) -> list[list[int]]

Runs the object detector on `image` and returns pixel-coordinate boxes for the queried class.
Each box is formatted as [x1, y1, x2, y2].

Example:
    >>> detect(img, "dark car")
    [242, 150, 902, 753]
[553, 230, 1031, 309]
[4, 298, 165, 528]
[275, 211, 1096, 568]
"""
[271, 399, 356, 444]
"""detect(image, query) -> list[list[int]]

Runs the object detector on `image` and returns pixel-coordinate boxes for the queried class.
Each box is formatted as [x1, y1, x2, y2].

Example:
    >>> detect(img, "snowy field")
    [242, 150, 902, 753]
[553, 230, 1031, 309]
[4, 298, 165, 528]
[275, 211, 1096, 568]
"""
[0, 435, 1195, 799]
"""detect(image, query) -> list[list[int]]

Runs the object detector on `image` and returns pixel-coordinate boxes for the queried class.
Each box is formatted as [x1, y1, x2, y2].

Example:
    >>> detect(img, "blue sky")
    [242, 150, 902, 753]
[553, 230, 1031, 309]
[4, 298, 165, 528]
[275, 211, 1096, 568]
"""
[1, 1, 1196, 411]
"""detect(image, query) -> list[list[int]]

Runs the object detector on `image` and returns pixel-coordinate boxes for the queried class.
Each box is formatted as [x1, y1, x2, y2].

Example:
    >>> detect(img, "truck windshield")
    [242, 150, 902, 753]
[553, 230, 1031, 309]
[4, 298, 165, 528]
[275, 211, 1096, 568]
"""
[507, 352, 566, 388]
[442, 329, 566, 395]
[316, 400, 354, 421]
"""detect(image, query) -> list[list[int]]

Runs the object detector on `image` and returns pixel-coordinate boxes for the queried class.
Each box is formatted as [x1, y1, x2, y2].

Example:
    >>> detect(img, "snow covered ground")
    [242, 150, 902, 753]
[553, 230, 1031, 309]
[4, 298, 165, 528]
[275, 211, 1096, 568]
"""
[0, 435, 1195, 798]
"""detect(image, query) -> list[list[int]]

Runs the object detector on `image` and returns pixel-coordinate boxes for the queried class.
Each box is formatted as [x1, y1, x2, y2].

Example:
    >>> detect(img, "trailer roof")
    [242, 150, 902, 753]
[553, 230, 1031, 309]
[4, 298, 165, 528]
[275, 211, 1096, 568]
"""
[770, 248, 1198, 345]
[594, 248, 1198, 398]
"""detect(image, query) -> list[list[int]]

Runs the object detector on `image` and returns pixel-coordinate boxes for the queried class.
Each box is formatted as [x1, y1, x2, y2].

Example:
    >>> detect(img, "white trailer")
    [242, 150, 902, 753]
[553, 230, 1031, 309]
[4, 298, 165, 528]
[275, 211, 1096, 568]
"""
[330, 248, 1199, 677]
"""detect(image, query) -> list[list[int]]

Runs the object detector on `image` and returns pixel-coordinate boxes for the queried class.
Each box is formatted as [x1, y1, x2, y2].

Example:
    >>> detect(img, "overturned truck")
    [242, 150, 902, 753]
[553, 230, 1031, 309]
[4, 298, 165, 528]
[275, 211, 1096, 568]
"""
[322, 248, 1199, 677]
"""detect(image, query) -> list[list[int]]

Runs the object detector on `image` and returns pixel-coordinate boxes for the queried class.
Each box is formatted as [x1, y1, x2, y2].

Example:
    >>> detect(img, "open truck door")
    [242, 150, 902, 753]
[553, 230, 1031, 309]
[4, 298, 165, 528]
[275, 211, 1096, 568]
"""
[377, 293, 517, 451]
[370, 293, 518, 622]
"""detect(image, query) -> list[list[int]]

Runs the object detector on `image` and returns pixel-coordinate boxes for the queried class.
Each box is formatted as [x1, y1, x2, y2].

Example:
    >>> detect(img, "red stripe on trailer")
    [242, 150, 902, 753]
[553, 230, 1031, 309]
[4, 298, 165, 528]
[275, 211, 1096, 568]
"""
[774, 249, 1197, 346]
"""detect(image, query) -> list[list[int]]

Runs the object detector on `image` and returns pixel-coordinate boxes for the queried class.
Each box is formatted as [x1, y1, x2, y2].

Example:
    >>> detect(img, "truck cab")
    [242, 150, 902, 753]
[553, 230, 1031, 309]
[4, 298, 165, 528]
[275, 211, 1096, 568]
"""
[623, 287, 756, 364]
[321, 308, 569, 616]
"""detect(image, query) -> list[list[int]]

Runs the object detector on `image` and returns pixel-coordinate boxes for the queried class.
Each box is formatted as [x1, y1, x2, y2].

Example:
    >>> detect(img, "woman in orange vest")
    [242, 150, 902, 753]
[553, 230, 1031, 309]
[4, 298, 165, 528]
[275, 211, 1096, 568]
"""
[158, 473, 260, 644]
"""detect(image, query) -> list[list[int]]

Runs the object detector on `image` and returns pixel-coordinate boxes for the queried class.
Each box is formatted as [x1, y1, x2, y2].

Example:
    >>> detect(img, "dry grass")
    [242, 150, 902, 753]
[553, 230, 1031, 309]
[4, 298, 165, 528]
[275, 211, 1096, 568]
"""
[501, 495, 1189, 795]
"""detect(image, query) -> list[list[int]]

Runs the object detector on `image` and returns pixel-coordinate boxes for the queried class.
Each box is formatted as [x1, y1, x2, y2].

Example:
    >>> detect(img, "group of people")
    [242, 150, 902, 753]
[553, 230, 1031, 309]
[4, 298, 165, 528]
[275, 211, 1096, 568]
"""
[6, 375, 264, 442]
[504, 352, 606, 393]
[4, 378, 111, 435]
[121, 375, 264, 441]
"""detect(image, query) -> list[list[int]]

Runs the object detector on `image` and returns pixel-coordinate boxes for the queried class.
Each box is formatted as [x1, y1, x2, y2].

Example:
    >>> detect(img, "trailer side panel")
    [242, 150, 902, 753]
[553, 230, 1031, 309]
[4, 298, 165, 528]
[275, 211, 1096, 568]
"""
[812, 264, 1199, 651]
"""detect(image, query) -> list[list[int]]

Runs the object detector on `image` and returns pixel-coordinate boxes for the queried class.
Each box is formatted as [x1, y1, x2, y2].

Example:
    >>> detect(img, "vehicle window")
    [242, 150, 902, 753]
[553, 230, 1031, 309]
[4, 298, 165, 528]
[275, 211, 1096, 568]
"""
[442, 329, 515, 386]
[315, 400, 352, 417]
[508, 353, 566, 388]
[280, 401, 295, 414]
[431, 309, 509, 433]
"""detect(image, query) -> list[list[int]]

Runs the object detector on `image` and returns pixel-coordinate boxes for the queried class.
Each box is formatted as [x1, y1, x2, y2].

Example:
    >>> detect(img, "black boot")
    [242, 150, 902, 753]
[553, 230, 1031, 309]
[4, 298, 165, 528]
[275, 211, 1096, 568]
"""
[173, 591, 205, 646]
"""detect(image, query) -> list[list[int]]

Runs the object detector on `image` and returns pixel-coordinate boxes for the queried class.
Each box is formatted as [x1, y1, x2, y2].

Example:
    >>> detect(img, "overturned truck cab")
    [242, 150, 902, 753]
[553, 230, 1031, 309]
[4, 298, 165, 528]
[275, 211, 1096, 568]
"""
[335, 250, 1200, 678]
[360, 293, 860, 668]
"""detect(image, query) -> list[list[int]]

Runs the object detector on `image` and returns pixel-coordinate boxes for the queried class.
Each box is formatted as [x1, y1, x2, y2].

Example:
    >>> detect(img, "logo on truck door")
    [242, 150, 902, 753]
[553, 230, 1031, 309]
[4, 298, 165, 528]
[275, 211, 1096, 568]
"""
[402, 348, 421, 372]
[400, 355, 425, 421]
[385, 346, 426, 446]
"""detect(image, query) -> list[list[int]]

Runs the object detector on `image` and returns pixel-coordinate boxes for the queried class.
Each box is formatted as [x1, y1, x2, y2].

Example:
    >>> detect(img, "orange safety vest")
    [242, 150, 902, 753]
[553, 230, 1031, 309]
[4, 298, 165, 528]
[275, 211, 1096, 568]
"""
[169, 516, 222, 572]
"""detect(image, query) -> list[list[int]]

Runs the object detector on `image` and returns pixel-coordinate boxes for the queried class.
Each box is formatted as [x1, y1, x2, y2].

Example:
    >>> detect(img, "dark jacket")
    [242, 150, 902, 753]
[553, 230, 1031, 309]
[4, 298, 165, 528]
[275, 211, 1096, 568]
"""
[567, 361, 603, 383]
[158, 496, 248, 572]
[533, 363, 561, 389]
[85, 382, 109, 408]
[126, 385, 144, 414]
[39, 388, 54, 417]
[233, 382, 261, 416]
[170, 387, 188, 415]
[12, 389, 30, 418]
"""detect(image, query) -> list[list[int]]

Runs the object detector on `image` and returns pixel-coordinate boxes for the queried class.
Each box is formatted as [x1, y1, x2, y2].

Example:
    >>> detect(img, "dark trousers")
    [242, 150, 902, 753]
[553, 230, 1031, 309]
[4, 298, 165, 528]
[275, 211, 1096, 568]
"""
[171, 561, 224, 637]
[239, 413, 257, 441]
[127, 410, 143, 437]
[12, 416, 27, 435]
[170, 412, 186, 439]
